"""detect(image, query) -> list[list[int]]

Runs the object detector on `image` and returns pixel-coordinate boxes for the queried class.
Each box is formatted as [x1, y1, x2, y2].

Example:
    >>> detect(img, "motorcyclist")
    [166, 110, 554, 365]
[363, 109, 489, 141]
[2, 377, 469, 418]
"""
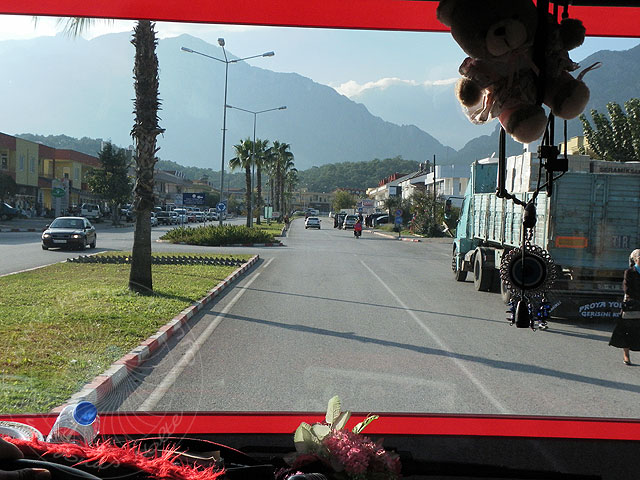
[354, 219, 362, 238]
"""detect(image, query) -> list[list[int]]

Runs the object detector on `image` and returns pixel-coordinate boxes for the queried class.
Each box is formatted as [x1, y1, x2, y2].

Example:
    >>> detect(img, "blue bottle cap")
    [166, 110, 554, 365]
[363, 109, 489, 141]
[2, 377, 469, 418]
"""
[73, 401, 97, 426]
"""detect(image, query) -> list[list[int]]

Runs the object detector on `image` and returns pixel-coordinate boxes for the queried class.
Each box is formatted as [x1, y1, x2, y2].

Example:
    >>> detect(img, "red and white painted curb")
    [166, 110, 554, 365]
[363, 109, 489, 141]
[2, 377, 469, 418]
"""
[59, 254, 260, 410]
[367, 230, 421, 242]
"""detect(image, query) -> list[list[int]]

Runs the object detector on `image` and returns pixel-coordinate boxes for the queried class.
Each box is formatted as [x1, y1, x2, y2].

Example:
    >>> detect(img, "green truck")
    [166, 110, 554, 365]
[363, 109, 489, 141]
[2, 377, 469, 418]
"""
[452, 154, 640, 319]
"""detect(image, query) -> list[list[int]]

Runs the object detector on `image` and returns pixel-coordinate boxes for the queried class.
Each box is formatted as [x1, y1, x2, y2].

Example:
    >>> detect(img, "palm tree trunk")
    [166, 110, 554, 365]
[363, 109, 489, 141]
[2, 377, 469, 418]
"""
[270, 176, 275, 213]
[245, 165, 252, 227]
[129, 20, 163, 294]
[275, 165, 281, 215]
[256, 165, 262, 225]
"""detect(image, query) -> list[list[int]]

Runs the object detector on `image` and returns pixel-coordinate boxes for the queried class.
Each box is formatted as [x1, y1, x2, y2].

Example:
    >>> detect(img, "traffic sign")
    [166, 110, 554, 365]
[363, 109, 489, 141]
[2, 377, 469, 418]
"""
[217, 202, 227, 212]
[395, 209, 403, 216]
[395, 215, 403, 225]
[52, 187, 65, 198]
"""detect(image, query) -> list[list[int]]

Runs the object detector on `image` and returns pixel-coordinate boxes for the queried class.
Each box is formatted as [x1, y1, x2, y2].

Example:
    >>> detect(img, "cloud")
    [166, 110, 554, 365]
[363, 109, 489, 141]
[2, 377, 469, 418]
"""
[333, 77, 457, 98]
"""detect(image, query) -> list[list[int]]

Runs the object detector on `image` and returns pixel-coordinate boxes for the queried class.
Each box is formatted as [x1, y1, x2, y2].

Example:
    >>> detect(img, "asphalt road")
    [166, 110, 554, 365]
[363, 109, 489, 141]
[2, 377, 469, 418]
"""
[0, 216, 250, 276]
[71, 218, 640, 419]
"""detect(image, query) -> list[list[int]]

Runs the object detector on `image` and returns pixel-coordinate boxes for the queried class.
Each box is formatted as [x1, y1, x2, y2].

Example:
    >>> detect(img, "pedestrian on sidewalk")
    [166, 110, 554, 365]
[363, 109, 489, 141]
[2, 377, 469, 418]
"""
[609, 248, 640, 365]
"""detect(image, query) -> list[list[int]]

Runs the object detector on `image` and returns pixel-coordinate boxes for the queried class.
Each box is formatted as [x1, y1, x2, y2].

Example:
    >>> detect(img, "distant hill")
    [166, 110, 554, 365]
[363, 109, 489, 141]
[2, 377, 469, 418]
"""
[16, 133, 106, 157]
[1, 32, 455, 171]
[297, 156, 421, 192]
[15, 132, 417, 192]
[5, 34, 638, 174]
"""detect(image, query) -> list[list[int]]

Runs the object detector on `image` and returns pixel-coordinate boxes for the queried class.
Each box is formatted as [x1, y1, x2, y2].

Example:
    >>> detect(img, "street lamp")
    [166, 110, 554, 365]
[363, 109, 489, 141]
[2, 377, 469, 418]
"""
[181, 41, 275, 225]
[226, 104, 287, 226]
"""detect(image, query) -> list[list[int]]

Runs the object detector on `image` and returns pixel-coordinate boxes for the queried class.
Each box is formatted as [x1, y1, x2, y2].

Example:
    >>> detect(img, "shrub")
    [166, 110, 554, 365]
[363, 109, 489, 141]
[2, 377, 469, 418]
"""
[160, 224, 277, 246]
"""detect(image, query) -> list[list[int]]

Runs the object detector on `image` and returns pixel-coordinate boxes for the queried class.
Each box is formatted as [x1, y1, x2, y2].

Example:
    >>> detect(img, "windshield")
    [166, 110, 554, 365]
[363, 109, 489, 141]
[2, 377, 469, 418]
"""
[49, 218, 85, 229]
[1, 9, 640, 429]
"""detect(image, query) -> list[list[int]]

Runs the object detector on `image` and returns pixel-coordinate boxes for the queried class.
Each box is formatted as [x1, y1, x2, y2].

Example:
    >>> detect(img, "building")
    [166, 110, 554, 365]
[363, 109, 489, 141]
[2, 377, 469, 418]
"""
[290, 189, 333, 213]
[0, 132, 101, 215]
[423, 164, 470, 207]
[558, 135, 599, 158]
[365, 163, 469, 210]
[366, 172, 412, 210]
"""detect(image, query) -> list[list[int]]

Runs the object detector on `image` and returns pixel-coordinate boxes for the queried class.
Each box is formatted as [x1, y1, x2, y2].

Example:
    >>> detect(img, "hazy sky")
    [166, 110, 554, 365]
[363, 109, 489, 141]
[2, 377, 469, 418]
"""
[1, 14, 638, 97]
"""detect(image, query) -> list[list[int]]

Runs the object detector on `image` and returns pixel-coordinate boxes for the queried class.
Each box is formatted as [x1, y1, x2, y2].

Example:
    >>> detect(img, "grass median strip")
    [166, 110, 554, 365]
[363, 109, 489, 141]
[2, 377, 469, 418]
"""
[0, 252, 252, 413]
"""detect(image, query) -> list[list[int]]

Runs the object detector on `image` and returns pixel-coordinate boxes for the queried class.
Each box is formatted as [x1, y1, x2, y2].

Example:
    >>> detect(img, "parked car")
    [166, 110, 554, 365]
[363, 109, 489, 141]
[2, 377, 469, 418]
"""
[305, 216, 321, 229]
[80, 203, 102, 223]
[335, 212, 347, 229]
[194, 211, 206, 222]
[41, 216, 96, 250]
[372, 213, 390, 225]
[155, 211, 173, 225]
[207, 209, 219, 221]
[343, 214, 358, 229]
[0, 202, 20, 220]
[150, 212, 158, 227]
[173, 208, 188, 224]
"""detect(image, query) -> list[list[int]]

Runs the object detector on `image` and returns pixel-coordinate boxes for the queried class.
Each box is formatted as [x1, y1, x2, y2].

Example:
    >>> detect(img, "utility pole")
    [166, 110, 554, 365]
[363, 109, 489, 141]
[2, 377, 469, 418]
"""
[432, 154, 437, 221]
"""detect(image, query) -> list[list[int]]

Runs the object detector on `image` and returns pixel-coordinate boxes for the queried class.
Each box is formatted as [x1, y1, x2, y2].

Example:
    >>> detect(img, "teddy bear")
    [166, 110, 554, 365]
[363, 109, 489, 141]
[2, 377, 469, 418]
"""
[437, 0, 590, 144]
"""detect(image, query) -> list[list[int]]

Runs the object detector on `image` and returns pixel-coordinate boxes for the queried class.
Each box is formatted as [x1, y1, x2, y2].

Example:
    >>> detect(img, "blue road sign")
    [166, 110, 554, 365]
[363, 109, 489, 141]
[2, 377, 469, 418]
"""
[395, 209, 403, 217]
[183, 192, 206, 205]
[217, 202, 227, 212]
[395, 215, 403, 225]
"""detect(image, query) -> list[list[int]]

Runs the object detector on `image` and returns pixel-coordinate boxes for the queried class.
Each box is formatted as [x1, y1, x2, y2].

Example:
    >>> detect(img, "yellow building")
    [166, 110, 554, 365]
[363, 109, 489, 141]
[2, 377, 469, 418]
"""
[559, 135, 599, 158]
[0, 132, 100, 214]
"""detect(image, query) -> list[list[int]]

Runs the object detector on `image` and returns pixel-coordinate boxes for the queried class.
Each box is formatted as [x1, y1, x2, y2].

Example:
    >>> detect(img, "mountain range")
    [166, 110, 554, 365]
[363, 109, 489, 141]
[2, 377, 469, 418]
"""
[1, 33, 639, 171]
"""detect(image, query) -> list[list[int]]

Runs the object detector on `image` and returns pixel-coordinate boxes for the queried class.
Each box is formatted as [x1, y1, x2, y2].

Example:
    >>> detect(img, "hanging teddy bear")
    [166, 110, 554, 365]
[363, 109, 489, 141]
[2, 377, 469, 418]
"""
[437, 0, 592, 144]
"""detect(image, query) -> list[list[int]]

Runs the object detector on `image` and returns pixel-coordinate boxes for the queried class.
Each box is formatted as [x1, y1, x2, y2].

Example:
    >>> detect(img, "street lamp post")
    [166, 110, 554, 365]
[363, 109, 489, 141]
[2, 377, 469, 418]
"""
[181, 41, 274, 225]
[226, 104, 286, 226]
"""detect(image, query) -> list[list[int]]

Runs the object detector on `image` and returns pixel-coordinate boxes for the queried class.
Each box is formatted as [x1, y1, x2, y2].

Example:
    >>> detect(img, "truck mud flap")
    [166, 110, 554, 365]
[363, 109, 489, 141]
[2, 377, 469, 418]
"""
[546, 292, 623, 321]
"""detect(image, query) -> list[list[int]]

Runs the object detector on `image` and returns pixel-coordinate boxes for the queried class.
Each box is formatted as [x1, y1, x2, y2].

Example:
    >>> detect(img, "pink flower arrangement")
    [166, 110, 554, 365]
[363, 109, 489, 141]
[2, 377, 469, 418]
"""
[322, 429, 401, 479]
[287, 396, 401, 480]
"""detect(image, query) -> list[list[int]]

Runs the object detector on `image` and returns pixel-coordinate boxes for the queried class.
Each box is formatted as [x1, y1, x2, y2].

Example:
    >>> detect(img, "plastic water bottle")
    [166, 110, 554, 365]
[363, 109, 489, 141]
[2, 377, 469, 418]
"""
[46, 401, 100, 445]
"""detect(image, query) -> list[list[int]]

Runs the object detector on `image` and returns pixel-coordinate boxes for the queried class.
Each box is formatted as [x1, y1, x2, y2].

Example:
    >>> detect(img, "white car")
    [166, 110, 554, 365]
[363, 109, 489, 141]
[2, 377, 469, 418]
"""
[173, 208, 188, 224]
[150, 212, 158, 227]
[305, 216, 321, 229]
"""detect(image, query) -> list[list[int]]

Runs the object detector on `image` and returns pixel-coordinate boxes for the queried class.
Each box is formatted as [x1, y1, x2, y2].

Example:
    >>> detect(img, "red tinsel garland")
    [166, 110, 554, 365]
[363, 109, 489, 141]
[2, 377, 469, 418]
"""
[2, 436, 225, 480]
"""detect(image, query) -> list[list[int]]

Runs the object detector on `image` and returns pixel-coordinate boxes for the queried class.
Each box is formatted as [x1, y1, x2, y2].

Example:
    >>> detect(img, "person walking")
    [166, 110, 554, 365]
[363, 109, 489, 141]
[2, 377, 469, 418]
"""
[610, 248, 640, 365]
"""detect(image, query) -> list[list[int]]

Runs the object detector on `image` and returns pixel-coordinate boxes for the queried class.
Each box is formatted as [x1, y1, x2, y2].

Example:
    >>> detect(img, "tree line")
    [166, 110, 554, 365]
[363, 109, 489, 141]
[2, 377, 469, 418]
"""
[230, 138, 295, 226]
[580, 98, 640, 161]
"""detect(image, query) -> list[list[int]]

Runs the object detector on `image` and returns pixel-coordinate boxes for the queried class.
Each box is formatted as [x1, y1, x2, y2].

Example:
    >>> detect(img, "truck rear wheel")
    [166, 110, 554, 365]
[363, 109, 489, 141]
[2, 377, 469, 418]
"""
[473, 251, 494, 291]
[452, 247, 467, 282]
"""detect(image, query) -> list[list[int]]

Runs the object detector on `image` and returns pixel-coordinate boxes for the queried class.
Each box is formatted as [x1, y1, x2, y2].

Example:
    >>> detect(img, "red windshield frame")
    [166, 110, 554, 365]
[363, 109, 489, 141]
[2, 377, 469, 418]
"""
[3, 413, 640, 441]
[0, 1, 639, 37]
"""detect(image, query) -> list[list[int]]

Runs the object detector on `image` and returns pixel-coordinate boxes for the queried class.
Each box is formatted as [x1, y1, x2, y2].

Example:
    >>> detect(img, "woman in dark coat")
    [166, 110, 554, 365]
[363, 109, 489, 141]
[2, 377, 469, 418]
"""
[610, 249, 640, 365]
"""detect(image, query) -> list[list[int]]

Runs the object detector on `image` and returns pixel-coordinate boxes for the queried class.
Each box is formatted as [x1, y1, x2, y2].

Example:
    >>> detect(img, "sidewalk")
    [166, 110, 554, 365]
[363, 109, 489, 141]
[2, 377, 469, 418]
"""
[365, 228, 423, 242]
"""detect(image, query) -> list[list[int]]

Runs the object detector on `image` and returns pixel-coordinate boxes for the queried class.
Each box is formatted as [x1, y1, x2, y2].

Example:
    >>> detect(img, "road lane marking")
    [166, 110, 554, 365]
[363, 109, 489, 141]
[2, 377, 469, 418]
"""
[137, 257, 274, 411]
[360, 260, 509, 414]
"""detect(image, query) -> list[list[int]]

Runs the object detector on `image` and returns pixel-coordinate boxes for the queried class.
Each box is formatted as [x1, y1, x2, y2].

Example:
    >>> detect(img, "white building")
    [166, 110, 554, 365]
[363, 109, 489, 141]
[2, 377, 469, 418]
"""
[423, 164, 470, 207]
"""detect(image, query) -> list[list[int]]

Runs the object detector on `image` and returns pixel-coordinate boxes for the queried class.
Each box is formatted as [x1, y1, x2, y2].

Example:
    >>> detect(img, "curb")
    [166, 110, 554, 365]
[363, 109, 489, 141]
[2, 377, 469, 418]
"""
[156, 240, 283, 247]
[368, 230, 421, 242]
[59, 254, 260, 410]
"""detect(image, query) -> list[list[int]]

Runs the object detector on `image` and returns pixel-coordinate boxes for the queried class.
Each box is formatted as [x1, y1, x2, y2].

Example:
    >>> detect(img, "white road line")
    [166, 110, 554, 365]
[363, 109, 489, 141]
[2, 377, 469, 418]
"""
[360, 259, 509, 414]
[137, 257, 275, 411]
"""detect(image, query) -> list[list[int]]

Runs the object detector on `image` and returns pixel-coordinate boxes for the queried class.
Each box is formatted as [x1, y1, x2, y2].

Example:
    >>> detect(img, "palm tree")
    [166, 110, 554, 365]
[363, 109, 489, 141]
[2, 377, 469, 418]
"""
[263, 147, 277, 214]
[254, 139, 270, 225]
[61, 18, 163, 294]
[229, 138, 253, 227]
[284, 168, 299, 214]
[272, 141, 295, 215]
